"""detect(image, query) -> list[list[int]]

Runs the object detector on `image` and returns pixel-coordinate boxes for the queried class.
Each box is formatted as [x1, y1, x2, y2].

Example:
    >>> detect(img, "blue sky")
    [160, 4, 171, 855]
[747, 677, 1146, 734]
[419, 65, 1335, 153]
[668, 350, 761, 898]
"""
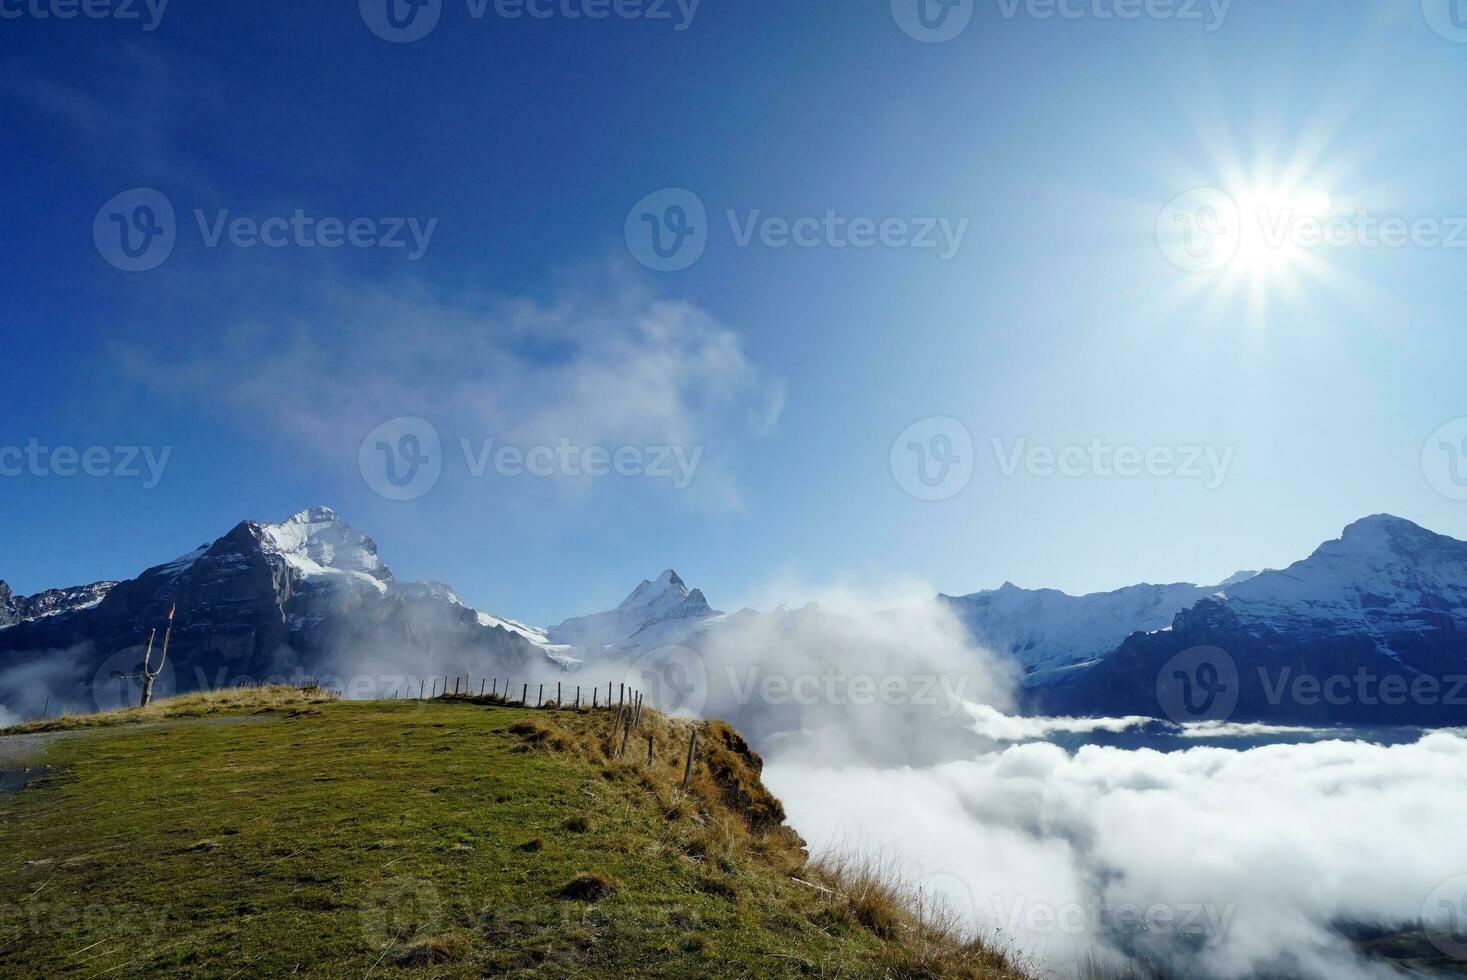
[3, 0, 1467, 623]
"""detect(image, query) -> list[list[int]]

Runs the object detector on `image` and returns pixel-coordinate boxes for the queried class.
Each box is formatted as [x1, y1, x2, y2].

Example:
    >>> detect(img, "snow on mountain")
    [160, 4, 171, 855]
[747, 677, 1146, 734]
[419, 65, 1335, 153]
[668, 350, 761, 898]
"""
[1209, 514, 1467, 643]
[939, 580, 1234, 677]
[258, 506, 391, 591]
[0, 579, 118, 629]
[548, 570, 721, 654]
[946, 515, 1467, 687]
[1036, 515, 1467, 723]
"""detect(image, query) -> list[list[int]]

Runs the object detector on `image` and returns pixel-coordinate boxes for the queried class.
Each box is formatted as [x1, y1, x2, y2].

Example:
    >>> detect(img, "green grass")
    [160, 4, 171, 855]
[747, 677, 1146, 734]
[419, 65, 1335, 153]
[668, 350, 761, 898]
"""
[0, 690, 1029, 978]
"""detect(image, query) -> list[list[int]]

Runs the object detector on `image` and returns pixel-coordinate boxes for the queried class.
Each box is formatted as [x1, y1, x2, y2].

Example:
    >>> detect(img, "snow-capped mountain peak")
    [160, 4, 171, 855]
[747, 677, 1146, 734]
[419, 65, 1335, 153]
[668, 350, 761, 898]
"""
[256, 506, 391, 588]
[548, 569, 720, 653]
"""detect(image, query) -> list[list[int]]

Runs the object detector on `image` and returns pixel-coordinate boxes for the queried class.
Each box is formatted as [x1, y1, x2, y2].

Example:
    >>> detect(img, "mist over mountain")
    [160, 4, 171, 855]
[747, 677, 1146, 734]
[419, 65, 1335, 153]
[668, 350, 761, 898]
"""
[4, 509, 1466, 729]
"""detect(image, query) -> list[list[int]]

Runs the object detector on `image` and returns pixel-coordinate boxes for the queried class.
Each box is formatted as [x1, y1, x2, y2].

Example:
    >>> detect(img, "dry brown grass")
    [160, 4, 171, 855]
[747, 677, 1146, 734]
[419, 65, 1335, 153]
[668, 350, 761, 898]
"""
[812, 849, 1033, 980]
[558, 871, 620, 901]
[0, 683, 340, 736]
[499, 701, 1033, 979]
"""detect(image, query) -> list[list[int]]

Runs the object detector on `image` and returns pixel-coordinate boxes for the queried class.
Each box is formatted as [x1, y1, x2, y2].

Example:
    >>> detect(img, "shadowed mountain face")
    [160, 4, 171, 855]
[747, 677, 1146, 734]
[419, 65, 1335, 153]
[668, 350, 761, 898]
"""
[4, 510, 1466, 726]
[0, 508, 553, 713]
[1026, 516, 1467, 724]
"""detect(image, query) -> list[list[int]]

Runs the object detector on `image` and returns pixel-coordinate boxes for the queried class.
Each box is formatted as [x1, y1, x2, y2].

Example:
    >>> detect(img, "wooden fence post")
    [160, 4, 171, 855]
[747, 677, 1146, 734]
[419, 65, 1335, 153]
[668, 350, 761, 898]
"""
[575, 686, 580, 709]
[431, 678, 438, 698]
[557, 682, 562, 708]
[619, 683, 624, 712]
[646, 733, 654, 766]
[682, 729, 698, 790]
[521, 683, 527, 705]
[618, 716, 632, 759]
[593, 689, 598, 709]
[538, 684, 543, 707]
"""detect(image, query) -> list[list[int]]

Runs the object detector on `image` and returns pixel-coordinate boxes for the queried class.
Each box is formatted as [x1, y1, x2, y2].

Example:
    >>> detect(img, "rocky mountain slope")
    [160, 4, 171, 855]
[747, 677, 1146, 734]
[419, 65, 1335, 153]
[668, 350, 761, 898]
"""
[0, 508, 557, 713]
[1033, 516, 1467, 724]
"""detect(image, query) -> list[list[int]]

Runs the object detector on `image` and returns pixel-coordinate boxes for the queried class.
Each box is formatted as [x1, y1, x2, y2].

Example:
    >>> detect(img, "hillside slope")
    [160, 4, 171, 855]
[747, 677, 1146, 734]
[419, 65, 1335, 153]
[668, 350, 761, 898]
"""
[0, 692, 1026, 979]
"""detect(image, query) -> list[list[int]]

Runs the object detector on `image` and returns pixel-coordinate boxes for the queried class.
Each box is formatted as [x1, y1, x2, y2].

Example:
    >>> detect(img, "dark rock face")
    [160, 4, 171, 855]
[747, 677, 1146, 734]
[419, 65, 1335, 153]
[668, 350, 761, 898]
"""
[0, 580, 117, 628]
[0, 509, 557, 714]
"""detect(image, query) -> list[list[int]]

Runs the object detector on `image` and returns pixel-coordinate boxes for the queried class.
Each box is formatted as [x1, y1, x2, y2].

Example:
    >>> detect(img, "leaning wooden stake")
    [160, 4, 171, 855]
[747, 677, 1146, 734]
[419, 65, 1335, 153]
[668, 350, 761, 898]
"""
[646, 733, 654, 766]
[140, 605, 175, 708]
[521, 683, 527, 705]
[681, 729, 698, 790]
[618, 715, 632, 759]
[538, 684, 544, 707]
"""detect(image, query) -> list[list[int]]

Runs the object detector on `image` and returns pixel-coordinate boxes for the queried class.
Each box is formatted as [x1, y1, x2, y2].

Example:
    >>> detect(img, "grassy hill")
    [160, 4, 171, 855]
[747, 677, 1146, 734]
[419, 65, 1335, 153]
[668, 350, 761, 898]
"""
[0, 688, 1030, 978]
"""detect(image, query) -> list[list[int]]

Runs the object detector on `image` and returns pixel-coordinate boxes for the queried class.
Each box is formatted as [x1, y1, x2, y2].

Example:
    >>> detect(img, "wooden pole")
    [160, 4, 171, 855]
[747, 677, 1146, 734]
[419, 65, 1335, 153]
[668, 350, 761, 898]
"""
[480, 679, 485, 697]
[682, 729, 698, 790]
[646, 733, 654, 766]
[593, 688, 598, 709]
[431, 678, 438, 698]
[454, 677, 461, 697]
[521, 683, 527, 705]
[419, 680, 425, 700]
[575, 686, 580, 709]
[538, 684, 543, 707]
[618, 715, 632, 759]
[557, 682, 562, 708]
[619, 683, 624, 712]
[607, 681, 612, 706]
[41, 695, 50, 721]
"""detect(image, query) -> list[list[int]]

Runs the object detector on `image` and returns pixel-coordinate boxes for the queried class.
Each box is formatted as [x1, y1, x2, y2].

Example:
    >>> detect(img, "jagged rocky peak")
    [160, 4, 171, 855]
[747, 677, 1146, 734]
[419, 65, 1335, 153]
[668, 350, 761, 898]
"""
[0, 579, 119, 627]
[255, 507, 392, 583]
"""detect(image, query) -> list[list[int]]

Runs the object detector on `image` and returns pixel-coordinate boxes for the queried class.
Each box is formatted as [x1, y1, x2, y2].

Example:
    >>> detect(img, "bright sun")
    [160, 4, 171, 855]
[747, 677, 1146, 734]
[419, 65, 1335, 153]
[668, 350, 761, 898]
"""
[1229, 185, 1335, 274]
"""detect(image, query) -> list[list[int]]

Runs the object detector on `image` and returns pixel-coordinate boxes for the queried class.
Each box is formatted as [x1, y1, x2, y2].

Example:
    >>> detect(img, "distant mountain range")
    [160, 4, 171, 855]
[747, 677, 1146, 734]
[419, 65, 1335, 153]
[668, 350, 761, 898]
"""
[3, 509, 1466, 726]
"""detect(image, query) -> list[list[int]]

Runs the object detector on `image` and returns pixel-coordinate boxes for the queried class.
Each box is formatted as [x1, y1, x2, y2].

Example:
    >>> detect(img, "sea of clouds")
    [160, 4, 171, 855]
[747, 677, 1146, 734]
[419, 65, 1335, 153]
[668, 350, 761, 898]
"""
[632, 588, 1467, 979]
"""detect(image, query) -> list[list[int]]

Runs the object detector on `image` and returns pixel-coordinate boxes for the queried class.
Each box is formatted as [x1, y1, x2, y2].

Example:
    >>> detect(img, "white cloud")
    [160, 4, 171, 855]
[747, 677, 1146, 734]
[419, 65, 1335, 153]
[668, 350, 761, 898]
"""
[120, 264, 783, 511]
[768, 734, 1467, 979]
